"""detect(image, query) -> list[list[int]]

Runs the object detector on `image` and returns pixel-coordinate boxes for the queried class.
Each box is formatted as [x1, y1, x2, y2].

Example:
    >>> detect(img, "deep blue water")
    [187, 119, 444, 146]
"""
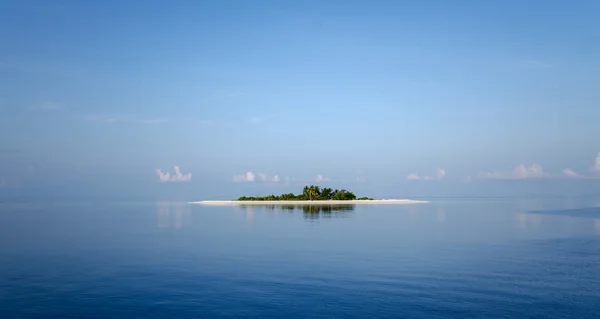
[1, 198, 600, 318]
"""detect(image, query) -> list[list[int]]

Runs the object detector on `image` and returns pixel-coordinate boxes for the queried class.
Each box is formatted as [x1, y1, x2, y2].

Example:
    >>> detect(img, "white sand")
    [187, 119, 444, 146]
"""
[189, 199, 428, 205]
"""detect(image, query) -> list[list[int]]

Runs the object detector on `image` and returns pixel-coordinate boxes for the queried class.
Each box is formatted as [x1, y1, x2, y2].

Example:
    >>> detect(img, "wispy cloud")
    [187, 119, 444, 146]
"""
[407, 168, 446, 181]
[233, 171, 286, 183]
[247, 115, 274, 124]
[315, 175, 331, 182]
[406, 173, 421, 181]
[87, 114, 168, 124]
[562, 168, 584, 178]
[561, 153, 600, 178]
[479, 164, 549, 180]
[32, 101, 64, 112]
[355, 176, 367, 183]
[234, 171, 256, 182]
[513, 164, 548, 179]
[87, 114, 119, 123]
[247, 116, 263, 123]
[137, 118, 168, 124]
[436, 168, 446, 180]
[155, 166, 192, 182]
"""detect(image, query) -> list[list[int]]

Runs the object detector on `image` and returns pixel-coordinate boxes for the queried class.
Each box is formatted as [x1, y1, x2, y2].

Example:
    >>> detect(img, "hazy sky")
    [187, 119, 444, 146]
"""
[1, 0, 599, 199]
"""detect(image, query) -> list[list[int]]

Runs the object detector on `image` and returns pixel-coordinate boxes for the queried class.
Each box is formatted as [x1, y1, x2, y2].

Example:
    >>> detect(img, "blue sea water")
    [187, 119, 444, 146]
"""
[1, 198, 600, 318]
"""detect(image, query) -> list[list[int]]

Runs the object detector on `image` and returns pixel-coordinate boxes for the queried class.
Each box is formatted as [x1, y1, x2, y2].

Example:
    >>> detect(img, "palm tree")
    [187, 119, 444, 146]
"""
[320, 187, 333, 200]
[313, 185, 321, 198]
[304, 185, 318, 201]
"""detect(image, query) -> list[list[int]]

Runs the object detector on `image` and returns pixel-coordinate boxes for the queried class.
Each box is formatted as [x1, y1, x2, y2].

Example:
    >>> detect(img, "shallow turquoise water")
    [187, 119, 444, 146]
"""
[1, 198, 599, 318]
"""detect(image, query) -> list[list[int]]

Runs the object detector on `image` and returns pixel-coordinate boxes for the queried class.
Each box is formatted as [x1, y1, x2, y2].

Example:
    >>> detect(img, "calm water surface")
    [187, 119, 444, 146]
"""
[1, 198, 600, 318]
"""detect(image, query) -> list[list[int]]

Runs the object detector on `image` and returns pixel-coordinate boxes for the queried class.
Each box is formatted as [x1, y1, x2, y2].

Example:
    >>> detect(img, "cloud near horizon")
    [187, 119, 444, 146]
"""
[406, 173, 421, 181]
[315, 175, 331, 182]
[88, 114, 168, 124]
[406, 168, 446, 181]
[233, 171, 286, 183]
[233, 171, 256, 182]
[558, 153, 600, 179]
[155, 166, 192, 182]
[437, 168, 446, 180]
[233, 172, 319, 184]
[479, 164, 548, 180]
[562, 168, 583, 178]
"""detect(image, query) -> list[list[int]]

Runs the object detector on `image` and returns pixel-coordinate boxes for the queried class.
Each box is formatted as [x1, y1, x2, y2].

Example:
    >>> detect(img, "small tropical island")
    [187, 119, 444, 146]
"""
[237, 185, 371, 201]
[190, 185, 428, 205]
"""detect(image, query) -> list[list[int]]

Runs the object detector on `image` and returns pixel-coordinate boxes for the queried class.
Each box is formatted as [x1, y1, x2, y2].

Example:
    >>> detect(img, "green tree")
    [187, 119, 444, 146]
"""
[303, 185, 318, 200]
[319, 187, 333, 200]
[237, 185, 364, 201]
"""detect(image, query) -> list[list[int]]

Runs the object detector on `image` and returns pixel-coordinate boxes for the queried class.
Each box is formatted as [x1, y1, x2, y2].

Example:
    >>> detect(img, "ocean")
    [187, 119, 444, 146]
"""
[1, 197, 599, 318]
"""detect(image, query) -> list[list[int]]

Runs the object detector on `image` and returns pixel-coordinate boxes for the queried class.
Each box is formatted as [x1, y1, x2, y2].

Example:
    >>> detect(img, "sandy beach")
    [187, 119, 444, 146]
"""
[189, 199, 428, 205]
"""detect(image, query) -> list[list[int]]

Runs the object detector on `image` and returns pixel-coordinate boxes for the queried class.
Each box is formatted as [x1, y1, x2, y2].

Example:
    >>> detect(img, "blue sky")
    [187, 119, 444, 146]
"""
[1, 0, 599, 199]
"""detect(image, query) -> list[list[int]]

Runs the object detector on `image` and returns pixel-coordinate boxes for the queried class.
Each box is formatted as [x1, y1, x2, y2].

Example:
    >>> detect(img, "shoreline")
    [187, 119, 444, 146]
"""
[189, 199, 428, 205]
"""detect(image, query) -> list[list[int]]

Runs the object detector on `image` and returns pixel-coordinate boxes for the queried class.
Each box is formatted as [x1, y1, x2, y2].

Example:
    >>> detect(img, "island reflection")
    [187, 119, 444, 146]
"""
[157, 201, 191, 229]
[238, 204, 355, 220]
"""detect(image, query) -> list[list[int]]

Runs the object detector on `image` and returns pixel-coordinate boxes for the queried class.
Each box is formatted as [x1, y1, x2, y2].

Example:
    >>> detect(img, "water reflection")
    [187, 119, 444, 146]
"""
[157, 202, 191, 229]
[515, 212, 542, 229]
[238, 204, 355, 220]
[436, 206, 446, 224]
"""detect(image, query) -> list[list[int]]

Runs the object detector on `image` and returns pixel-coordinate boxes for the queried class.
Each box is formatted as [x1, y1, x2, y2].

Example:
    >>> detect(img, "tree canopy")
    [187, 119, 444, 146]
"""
[236, 185, 372, 201]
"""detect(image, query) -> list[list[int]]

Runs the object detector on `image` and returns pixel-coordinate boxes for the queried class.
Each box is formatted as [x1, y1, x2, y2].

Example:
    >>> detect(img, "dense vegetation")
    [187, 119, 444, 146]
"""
[236, 185, 373, 201]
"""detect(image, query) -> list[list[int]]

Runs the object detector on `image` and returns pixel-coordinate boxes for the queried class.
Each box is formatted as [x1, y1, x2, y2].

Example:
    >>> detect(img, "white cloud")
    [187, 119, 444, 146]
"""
[479, 164, 549, 180]
[233, 172, 286, 183]
[88, 114, 167, 124]
[513, 164, 547, 179]
[87, 114, 119, 123]
[155, 166, 192, 182]
[436, 168, 446, 180]
[247, 115, 274, 124]
[33, 101, 63, 112]
[406, 173, 421, 181]
[234, 171, 256, 182]
[315, 175, 330, 182]
[136, 118, 168, 124]
[247, 116, 262, 123]
[407, 168, 445, 181]
[594, 153, 600, 174]
[562, 168, 583, 178]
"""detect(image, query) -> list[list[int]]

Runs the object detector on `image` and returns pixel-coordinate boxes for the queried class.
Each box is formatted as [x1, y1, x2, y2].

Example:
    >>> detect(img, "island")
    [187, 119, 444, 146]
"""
[189, 185, 428, 205]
